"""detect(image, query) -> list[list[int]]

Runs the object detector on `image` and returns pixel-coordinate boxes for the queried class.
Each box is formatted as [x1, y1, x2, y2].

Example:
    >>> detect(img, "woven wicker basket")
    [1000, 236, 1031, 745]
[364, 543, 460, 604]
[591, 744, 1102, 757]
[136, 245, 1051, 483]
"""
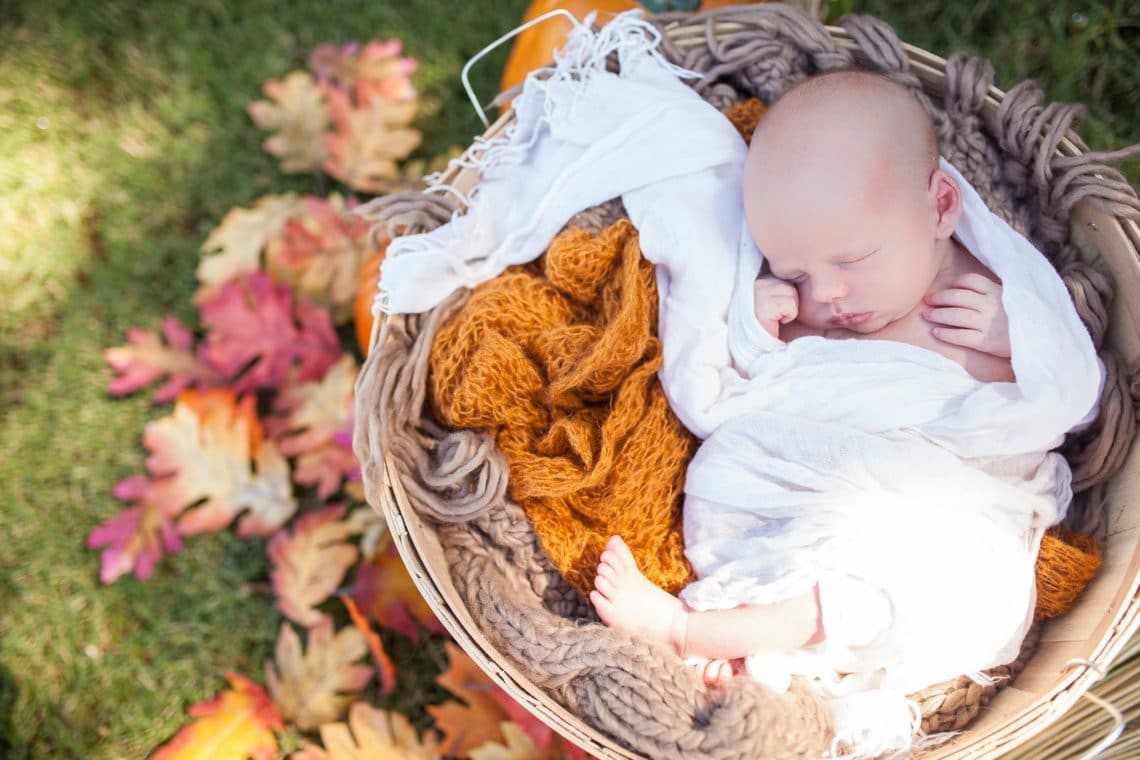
[361, 8, 1140, 759]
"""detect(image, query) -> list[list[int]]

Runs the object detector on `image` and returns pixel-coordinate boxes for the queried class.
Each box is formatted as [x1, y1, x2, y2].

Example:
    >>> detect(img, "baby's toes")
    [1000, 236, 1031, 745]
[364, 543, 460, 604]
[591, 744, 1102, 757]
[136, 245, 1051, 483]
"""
[606, 535, 637, 569]
[593, 573, 616, 599]
[590, 590, 616, 624]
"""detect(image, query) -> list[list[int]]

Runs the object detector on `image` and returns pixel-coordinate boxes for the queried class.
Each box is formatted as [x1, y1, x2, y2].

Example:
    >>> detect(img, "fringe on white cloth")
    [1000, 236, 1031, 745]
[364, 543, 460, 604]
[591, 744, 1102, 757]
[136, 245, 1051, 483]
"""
[375, 12, 1102, 758]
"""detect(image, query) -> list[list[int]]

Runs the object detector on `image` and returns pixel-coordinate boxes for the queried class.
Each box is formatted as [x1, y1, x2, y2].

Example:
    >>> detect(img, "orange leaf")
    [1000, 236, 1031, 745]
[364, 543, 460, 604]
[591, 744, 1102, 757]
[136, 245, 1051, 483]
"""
[268, 504, 361, 627]
[265, 620, 373, 731]
[426, 642, 510, 756]
[151, 672, 283, 760]
[348, 542, 443, 643]
[340, 595, 397, 696]
[427, 645, 587, 760]
[291, 702, 441, 760]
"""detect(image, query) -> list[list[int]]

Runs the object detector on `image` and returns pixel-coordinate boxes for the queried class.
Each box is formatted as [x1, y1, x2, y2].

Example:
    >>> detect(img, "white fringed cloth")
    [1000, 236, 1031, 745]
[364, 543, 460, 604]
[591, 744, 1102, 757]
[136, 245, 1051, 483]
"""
[376, 13, 1101, 758]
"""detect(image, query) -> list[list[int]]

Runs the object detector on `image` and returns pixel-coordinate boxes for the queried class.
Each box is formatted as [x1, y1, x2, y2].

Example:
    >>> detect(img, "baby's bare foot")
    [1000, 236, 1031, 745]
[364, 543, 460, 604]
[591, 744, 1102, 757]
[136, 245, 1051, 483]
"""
[590, 536, 685, 653]
[698, 659, 733, 687]
[693, 657, 745, 687]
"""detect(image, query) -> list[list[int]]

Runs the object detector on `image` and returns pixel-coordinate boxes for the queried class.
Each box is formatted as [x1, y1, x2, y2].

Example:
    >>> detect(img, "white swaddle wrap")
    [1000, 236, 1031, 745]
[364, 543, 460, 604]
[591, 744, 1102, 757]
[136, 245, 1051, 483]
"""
[376, 13, 1102, 758]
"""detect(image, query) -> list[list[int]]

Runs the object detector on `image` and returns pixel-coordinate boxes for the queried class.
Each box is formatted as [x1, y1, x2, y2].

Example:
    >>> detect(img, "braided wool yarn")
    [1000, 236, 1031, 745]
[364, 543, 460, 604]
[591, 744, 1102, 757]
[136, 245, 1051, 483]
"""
[354, 5, 1140, 758]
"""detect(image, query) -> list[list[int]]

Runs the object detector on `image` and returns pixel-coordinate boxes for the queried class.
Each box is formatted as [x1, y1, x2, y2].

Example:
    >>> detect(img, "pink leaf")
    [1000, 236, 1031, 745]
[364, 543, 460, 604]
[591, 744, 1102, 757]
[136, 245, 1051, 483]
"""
[104, 316, 218, 402]
[87, 501, 182, 584]
[197, 272, 339, 392]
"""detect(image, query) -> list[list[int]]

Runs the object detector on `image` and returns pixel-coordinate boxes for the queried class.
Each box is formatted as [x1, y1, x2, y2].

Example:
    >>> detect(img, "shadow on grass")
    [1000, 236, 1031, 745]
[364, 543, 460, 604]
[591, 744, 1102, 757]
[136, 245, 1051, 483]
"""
[0, 665, 20, 759]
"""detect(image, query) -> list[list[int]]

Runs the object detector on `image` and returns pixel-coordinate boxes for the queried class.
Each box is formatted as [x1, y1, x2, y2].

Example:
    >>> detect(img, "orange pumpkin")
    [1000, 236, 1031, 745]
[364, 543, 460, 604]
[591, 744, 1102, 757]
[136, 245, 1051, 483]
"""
[500, 0, 640, 94]
[354, 243, 389, 356]
[500, 2, 764, 95]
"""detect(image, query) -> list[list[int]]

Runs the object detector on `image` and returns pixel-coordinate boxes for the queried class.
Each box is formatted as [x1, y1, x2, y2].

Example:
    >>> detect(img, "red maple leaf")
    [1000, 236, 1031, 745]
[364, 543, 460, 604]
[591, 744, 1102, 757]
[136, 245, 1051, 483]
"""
[347, 543, 444, 644]
[197, 272, 340, 393]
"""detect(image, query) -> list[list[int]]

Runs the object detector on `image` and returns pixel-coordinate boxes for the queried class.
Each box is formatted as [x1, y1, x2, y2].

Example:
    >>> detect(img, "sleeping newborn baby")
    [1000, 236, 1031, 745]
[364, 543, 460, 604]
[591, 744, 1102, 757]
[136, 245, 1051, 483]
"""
[748, 70, 1014, 384]
[591, 70, 1100, 754]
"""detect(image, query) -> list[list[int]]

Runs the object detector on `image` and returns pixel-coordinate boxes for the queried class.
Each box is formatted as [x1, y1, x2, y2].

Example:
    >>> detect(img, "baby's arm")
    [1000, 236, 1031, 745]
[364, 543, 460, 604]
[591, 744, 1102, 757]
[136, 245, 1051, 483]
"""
[591, 536, 822, 669]
[924, 273, 1011, 359]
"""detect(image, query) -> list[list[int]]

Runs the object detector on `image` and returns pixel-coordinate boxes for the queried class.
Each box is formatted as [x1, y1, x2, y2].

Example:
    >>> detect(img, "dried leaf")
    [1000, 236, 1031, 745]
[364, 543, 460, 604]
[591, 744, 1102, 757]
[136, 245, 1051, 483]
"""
[143, 388, 297, 537]
[426, 642, 510, 756]
[197, 272, 340, 392]
[264, 196, 375, 323]
[308, 40, 417, 102]
[291, 702, 440, 760]
[196, 194, 302, 296]
[265, 620, 373, 732]
[348, 542, 443, 643]
[268, 353, 359, 498]
[104, 316, 219, 402]
[495, 693, 587, 760]
[469, 722, 543, 760]
[268, 504, 360, 628]
[340, 594, 396, 696]
[86, 495, 182, 584]
[322, 87, 421, 194]
[151, 672, 283, 760]
[428, 644, 585, 760]
[248, 71, 330, 173]
[350, 504, 386, 559]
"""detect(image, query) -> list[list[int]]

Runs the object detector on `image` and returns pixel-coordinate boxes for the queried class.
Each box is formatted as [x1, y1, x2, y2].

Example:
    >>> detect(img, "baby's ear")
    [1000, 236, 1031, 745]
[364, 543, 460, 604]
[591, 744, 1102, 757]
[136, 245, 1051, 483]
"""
[929, 169, 963, 239]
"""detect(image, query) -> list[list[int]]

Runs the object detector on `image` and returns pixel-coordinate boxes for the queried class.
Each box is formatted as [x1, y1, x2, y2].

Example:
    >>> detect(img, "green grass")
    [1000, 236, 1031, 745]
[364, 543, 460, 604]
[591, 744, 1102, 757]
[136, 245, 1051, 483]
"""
[0, 1, 1136, 758]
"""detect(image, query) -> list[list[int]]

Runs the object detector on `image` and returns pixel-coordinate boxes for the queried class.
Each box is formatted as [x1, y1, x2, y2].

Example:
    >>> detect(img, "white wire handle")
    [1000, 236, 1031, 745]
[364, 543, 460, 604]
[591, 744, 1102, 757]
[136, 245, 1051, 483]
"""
[460, 8, 580, 127]
[1062, 657, 1126, 760]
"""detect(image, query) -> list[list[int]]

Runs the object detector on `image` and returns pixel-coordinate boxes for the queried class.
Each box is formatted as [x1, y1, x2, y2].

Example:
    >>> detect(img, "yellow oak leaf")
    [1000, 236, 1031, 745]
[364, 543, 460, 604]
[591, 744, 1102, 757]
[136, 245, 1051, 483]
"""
[322, 87, 422, 194]
[144, 389, 297, 538]
[268, 503, 361, 628]
[470, 722, 543, 760]
[265, 620, 373, 732]
[291, 702, 441, 760]
[151, 672, 283, 760]
[196, 194, 302, 296]
[248, 71, 330, 173]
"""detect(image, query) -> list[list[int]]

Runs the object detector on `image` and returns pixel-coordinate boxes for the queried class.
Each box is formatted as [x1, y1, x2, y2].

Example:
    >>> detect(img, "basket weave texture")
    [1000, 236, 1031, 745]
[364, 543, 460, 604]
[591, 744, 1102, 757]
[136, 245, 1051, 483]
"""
[354, 5, 1140, 759]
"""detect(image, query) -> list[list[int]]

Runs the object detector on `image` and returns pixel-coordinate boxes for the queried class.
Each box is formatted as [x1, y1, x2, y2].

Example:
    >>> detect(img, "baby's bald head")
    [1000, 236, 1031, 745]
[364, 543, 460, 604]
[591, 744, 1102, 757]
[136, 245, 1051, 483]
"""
[745, 70, 939, 210]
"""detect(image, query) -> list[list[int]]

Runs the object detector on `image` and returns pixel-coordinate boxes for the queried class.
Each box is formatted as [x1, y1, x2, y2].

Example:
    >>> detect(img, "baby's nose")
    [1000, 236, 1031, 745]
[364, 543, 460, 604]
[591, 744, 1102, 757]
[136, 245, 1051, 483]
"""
[809, 273, 847, 303]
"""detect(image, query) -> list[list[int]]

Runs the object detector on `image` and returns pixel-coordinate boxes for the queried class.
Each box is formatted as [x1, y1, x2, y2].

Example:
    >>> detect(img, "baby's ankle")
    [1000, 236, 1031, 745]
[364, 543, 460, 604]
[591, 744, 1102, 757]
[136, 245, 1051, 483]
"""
[668, 603, 690, 658]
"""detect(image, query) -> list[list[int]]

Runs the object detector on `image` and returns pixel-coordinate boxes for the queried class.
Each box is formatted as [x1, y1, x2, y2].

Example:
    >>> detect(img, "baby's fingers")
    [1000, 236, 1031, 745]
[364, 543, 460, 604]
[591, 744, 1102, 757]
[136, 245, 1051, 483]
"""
[950, 273, 1000, 295]
[924, 306, 980, 329]
[925, 286, 985, 310]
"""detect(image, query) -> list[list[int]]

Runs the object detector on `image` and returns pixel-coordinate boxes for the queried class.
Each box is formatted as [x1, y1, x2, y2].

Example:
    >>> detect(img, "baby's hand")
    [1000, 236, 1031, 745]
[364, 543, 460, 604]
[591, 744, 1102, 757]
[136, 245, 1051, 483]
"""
[754, 275, 799, 339]
[924, 273, 1011, 358]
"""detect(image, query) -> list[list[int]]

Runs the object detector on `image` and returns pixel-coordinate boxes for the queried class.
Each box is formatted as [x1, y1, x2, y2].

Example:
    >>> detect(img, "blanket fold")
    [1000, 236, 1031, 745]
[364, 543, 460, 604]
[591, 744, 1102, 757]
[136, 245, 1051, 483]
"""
[428, 219, 696, 596]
